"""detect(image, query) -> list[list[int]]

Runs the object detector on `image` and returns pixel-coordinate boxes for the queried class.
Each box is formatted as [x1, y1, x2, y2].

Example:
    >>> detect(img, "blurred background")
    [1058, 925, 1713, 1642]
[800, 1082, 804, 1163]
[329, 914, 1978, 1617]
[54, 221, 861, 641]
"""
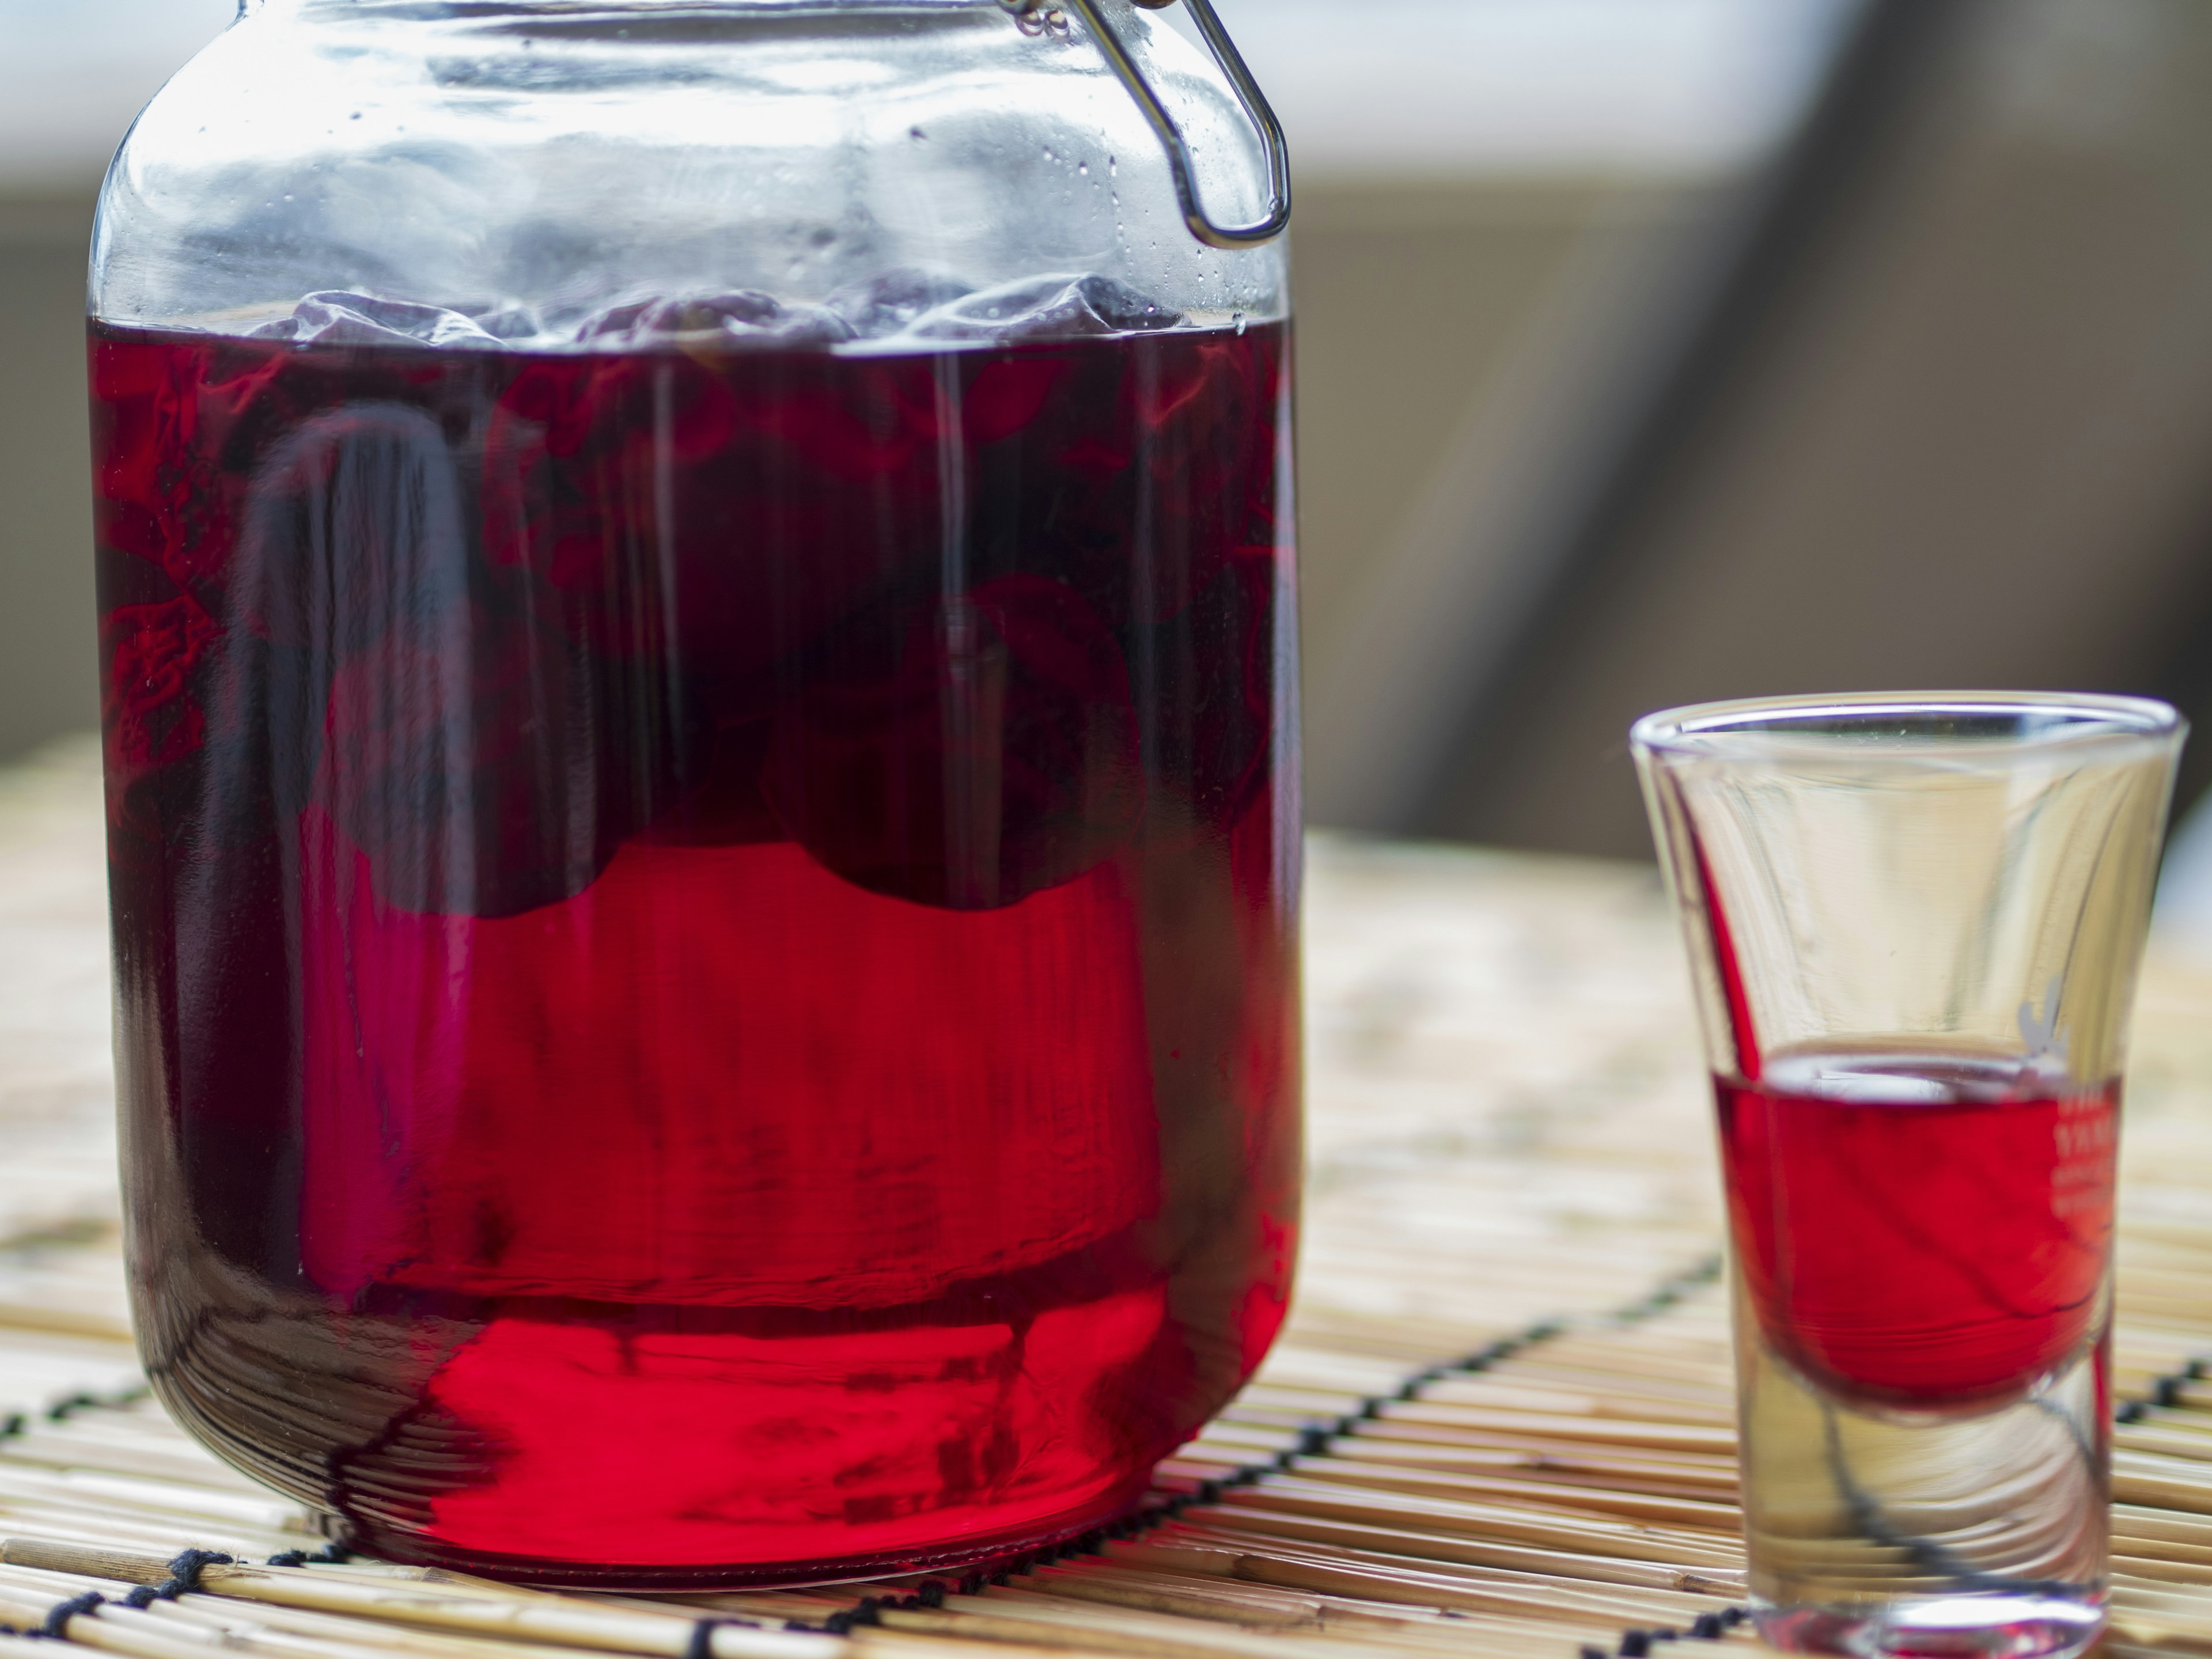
[12, 0, 2212, 906]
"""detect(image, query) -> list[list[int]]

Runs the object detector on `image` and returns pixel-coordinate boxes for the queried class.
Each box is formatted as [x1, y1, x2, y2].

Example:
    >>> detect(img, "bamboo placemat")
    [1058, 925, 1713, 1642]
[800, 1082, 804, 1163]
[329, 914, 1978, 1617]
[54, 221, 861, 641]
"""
[5, 737, 2212, 1659]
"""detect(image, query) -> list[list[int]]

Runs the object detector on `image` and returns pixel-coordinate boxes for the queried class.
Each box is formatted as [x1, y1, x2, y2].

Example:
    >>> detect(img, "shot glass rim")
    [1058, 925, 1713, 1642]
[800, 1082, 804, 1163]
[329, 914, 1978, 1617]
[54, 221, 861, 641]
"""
[1631, 689, 2184, 766]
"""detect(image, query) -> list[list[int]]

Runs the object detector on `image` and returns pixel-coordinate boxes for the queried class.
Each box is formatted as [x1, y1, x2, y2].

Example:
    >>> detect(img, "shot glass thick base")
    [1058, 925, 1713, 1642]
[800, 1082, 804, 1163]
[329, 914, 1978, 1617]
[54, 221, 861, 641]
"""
[1737, 1305, 2109, 1659]
[1755, 1592, 2107, 1659]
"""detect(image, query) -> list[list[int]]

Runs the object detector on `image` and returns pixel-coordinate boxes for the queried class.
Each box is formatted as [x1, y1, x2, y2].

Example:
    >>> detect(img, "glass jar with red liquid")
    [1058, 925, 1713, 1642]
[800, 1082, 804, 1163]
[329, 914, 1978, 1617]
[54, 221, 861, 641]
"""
[89, 0, 1298, 1587]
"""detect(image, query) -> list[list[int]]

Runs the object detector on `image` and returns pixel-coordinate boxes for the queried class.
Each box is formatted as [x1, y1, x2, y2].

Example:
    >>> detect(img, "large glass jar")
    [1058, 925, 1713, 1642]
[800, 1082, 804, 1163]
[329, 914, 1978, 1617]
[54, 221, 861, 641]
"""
[90, 0, 1298, 1588]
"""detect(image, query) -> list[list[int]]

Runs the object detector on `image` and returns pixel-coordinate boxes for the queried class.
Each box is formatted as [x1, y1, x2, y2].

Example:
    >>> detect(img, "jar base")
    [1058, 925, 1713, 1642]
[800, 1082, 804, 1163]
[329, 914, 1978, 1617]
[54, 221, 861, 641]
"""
[338, 1477, 1156, 1592]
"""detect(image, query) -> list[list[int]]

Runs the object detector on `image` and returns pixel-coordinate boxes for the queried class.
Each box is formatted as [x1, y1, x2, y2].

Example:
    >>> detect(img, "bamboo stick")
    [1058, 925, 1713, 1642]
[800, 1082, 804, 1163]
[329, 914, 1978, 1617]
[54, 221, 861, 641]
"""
[153, 1597, 638, 1659]
[1210, 1478, 1746, 1570]
[868, 1597, 1382, 1659]
[1324, 1441, 1739, 1503]
[1372, 1402, 1736, 1454]
[0, 1435, 263, 1491]
[0, 1305, 133, 1345]
[0, 1546, 838, 1659]
[2117, 1560, 2212, 1590]
[2119, 1510, 2212, 1548]
[2119, 1458, 2212, 1518]
[1165, 1505, 1744, 1596]
[1275, 1456, 1741, 1531]
[0, 1463, 301, 1532]
[1105, 1531, 1736, 1624]
[847, 1635, 1146, 1659]
[946, 1592, 1645, 1659]
[150, 1582, 720, 1659]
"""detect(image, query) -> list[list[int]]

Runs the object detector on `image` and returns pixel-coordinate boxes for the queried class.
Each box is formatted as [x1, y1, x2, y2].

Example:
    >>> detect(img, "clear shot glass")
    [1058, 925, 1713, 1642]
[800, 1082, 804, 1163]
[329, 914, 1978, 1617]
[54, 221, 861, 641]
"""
[1633, 693, 2186, 1659]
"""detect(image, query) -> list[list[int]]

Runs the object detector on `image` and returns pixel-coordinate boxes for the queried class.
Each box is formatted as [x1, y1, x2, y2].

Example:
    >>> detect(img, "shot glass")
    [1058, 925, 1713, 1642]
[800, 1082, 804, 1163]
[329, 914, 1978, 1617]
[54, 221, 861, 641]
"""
[1633, 693, 2186, 1659]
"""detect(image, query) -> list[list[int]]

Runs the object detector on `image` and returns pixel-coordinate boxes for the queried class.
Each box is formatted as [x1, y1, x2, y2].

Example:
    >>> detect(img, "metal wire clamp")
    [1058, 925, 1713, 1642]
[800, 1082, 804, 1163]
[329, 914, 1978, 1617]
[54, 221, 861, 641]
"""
[1001, 0, 1293, 249]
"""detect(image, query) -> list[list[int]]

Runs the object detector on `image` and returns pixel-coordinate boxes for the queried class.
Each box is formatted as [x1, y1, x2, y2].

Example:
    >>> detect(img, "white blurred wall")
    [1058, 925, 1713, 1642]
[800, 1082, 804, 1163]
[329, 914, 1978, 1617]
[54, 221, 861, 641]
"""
[1214, 0, 1849, 182]
[0, 0, 235, 190]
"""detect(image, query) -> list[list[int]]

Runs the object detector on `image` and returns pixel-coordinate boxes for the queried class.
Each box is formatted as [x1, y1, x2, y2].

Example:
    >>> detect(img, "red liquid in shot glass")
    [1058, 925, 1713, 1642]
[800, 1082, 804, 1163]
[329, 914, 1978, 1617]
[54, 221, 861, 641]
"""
[1716, 1051, 2117, 1410]
[92, 316, 1299, 1583]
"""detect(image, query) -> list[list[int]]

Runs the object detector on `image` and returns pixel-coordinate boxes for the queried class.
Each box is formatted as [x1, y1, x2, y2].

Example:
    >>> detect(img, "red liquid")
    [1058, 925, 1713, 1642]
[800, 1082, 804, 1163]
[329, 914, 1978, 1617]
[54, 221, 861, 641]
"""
[91, 315, 1299, 1584]
[1717, 1051, 2116, 1410]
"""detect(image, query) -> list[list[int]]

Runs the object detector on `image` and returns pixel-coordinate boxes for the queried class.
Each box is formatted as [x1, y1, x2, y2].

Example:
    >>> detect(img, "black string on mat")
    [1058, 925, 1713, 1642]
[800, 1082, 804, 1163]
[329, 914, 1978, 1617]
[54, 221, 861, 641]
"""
[113, 1548, 234, 1610]
[264, 1544, 351, 1569]
[47, 1387, 152, 1423]
[1583, 1608, 1745, 1659]
[35, 1591, 105, 1639]
[2117, 1357, 2209, 1423]
[680, 1609, 778, 1657]
[1, 1381, 151, 1446]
